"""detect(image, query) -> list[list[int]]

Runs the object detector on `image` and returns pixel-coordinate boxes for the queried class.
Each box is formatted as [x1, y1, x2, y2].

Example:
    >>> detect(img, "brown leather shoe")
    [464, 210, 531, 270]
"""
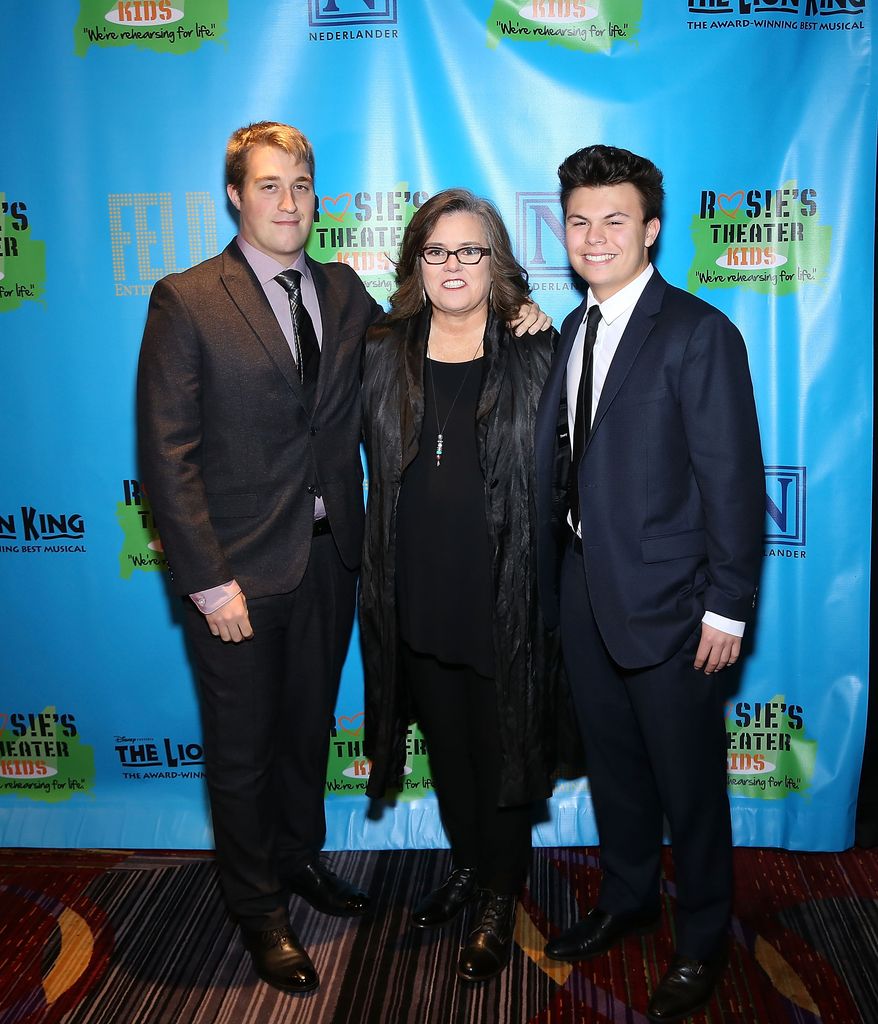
[241, 926, 318, 993]
[647, 952, 726, 1021]
[287, 858, 370, 917]
[411, 867, 478, 928]
[456, 891, 518, 982]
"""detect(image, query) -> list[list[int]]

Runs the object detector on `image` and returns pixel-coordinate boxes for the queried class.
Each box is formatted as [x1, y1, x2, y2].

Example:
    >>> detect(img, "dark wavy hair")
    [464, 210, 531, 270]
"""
[387, 188, 529, 322]
[558, 145, 664, 222]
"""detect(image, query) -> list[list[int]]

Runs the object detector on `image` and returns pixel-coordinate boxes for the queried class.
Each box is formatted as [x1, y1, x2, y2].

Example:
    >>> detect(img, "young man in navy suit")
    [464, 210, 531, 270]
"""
[534, 146, 763, 1022]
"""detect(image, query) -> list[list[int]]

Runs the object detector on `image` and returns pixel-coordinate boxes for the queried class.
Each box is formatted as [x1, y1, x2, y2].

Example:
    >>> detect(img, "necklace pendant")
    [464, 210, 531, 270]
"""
[435, 432, 444, 467]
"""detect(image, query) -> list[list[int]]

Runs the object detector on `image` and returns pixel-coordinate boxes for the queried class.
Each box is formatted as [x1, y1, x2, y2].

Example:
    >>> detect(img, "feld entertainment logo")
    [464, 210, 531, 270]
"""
[108, 191, 217, 297]
[764, 466, 806, 556]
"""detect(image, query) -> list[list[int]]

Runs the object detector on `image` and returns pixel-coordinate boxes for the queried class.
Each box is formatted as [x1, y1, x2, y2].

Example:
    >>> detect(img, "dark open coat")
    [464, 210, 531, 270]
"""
[359, 307, 572, 807]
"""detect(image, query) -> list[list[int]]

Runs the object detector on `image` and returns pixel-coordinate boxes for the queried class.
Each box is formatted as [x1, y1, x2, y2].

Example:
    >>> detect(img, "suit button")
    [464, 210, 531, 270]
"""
[310, 426, 319, 435]
[489, 479, 499, 489]
[306, 485, 316, 495]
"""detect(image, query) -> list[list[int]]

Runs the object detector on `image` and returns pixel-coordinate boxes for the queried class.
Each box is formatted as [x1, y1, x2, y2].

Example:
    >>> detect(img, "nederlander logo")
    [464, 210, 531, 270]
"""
[515, 191, 577, 295]
[487, 0, 643, 52]
[0, 507, 86, 554]
[308, 0, 399, 41]
[764, 466, 806, 557]
[108, 191, 217, 297]
[75, 1, 227, 56]
[306, 185, 426, 304]
[0, 194, 46, 314]
[688, 181, 831, 294]
[686, 0, 866, 30]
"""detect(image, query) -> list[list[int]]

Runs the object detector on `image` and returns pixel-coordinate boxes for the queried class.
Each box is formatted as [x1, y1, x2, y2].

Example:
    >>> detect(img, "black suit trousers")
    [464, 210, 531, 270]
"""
[183, 533, 357, 929]
[560, 540, 733, 959]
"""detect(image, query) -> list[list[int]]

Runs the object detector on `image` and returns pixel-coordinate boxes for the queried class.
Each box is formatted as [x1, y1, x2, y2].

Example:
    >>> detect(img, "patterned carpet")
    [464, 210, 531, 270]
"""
[1, 845, 876, 1023]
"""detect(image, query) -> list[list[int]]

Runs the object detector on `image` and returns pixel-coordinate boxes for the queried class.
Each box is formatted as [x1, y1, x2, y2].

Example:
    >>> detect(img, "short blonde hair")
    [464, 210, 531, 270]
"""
[226, 121, 315, 193]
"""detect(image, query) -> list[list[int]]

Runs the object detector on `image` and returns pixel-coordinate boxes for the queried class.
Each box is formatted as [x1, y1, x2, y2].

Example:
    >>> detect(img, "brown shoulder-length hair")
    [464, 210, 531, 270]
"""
[387, 188, 529, 323]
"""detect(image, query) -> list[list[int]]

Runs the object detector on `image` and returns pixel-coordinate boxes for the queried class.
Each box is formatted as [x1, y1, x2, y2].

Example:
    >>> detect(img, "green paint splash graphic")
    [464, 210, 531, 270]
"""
[688, 180, 831, 296]
[0, 197, 46, 314]
[486, 0, 642, 53]
[116, 499, 167, 579]
[0, 707, 96, 803]
[75, 0, 228, 56]
[726, 693, 817, 801]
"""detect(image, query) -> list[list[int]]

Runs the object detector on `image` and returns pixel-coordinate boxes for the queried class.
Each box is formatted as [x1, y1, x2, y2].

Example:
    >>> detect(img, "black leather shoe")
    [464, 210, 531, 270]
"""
[647, 953, 726, 1021]
[457, 891, 518, 982]
[545, 906, 661, 961]
[411, 867, 478, 928]
[241, 926, 318, 993]
[287, 859, 369, 917]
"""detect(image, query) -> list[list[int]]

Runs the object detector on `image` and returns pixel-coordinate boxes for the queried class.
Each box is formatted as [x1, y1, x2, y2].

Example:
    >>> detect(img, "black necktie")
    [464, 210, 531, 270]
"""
[569, 303, 602, 532]
[274, 269, 320, 389]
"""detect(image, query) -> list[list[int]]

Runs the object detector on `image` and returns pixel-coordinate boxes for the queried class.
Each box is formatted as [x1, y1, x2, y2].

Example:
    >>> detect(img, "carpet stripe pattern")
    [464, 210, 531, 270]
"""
[0, 846, 875, 1023]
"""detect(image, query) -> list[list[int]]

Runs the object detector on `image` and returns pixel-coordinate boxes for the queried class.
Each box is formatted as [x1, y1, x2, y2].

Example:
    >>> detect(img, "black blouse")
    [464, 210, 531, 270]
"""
[395, 356, 495, 678]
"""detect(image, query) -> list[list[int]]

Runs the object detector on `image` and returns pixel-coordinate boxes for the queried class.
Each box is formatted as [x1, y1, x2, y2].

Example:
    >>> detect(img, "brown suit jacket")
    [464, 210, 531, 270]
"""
[137, 240, 382, 598]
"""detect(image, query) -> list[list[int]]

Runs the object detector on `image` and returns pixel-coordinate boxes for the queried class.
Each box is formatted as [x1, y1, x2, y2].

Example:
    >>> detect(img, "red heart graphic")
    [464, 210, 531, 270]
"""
[322, 193, 352, 221]
[717, 191, 744, 218]
[337, 712, 365, 735]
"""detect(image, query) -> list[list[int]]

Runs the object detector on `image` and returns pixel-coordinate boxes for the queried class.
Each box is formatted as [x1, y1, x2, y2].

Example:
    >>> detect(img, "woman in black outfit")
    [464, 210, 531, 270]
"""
[360, 189, 565, 982]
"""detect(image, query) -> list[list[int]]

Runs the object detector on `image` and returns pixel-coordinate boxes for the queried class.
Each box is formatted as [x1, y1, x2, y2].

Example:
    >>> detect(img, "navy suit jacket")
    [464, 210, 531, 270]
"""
[534, 269, 764, 669]
[137, 240, 382, 598]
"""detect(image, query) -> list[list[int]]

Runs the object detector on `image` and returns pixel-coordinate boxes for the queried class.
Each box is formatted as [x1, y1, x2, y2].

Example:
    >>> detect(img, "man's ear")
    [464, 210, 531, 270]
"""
[645, 217, 660, 249]
[227, 184, 241, 212]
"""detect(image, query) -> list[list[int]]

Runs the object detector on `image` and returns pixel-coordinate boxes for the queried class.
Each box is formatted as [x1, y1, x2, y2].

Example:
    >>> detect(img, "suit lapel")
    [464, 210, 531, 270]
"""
[588, 270, 666, 442]
[220, 242, 306, 404]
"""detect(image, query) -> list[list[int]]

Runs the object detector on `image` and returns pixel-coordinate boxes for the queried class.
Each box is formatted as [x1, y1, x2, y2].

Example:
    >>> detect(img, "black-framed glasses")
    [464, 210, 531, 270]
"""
[419, 245, 492, 265]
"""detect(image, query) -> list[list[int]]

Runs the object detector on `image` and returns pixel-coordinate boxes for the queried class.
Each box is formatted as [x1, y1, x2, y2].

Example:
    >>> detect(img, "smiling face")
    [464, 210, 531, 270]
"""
[564, 183, 660, 302]
[420, 211, 492, 320]
[226, 144, 315, 266]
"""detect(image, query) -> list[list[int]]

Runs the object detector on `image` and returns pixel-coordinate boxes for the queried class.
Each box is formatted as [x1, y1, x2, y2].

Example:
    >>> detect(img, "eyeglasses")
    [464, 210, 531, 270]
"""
[419, 245, 492, 265]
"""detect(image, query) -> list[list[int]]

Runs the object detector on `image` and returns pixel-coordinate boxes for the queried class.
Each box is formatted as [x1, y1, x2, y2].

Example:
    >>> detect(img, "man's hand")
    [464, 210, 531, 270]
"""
[694, 623, 740, 675]
[206, 592, 254, 643]
[510, 300, 552, 336]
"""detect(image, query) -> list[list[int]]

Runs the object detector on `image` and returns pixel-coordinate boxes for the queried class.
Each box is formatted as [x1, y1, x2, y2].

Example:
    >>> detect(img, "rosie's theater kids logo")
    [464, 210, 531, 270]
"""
[0, 709, 96, 801]
[686, 0, 867, 30]
[487, 0, 642, 53]
[75, 1, 228, 55]
[688, 182, 831, 294]
[325, 713, 435, 799]
[108, 191, 217, 297]
[306, 185, 427, 305]
[726, 696, 816, 798]
[0, 195, 46, 314]
[118, 479, 166, 578]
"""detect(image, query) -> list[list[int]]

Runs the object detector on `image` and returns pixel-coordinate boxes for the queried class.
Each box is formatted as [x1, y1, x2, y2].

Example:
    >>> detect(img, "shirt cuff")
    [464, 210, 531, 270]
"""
[190, 580, 241, 615]
[702, 610, 745, 638]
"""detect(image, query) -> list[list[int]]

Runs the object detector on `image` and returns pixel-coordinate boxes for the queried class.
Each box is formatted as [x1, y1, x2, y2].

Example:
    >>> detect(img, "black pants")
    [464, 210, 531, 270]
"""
[183, 534, 357, 929]
[559, 541, 732, 960]
[402, 645, 532, 895]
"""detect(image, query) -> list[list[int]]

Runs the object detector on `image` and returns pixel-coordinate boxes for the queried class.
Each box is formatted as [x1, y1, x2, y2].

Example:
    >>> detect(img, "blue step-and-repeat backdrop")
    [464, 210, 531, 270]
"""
[1, 0, 874, 853]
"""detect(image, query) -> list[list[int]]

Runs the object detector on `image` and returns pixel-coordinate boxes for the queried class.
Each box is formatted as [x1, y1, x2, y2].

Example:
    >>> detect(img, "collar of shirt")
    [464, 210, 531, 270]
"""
[567, 262, 655, 438]
[235, 236, 322, 346]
